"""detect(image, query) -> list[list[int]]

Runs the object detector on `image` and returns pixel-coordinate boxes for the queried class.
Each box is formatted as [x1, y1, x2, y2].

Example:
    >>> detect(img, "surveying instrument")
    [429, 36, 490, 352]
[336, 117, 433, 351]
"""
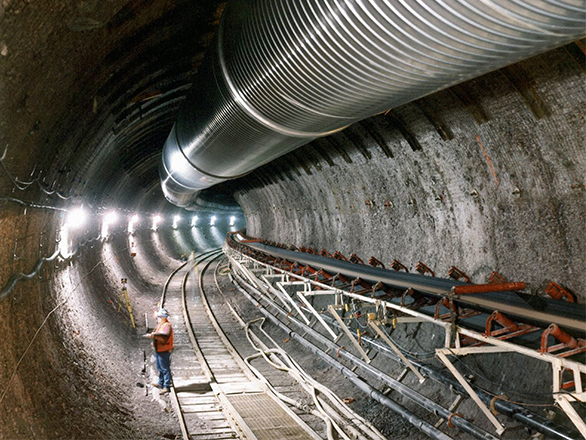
[118, 278, 136, 328]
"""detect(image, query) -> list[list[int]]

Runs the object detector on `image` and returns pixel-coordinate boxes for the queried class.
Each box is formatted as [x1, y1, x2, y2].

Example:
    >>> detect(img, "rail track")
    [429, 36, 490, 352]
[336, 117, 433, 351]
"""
[157, 249, 384, 440]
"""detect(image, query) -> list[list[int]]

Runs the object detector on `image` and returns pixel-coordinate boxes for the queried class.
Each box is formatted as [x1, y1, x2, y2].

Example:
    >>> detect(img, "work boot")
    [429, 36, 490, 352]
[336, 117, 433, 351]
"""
[160, 388, 170, 395]
[151, 383, 161, 389]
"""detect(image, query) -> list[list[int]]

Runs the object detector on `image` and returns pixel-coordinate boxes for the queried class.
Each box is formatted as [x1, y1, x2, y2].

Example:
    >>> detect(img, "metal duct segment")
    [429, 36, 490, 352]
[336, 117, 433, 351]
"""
[160, 0, 586, 207]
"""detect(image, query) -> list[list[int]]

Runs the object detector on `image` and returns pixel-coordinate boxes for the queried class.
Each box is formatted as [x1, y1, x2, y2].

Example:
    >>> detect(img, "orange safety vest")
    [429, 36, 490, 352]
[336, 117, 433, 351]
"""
[153, 321, 174, 353]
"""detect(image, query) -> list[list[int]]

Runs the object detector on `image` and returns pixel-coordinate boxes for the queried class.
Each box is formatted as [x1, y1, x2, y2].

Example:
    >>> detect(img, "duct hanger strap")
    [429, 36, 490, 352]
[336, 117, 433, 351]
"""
[216, 19, 348, 140]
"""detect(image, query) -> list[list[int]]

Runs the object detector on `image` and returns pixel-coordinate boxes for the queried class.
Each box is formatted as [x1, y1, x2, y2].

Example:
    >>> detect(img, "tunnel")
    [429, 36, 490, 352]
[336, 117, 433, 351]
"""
[0, 1, 585, 439]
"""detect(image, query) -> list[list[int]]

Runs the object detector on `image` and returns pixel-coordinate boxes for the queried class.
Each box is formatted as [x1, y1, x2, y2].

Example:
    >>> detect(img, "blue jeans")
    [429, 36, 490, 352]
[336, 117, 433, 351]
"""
[155, 351, 172, 389]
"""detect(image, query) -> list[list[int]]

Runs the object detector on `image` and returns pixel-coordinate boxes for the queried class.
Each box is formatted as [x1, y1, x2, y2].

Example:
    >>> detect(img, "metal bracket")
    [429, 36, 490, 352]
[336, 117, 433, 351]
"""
[551, 358, 586, 438]
[436, 349, 505, 435]
[328, 305, 371, 363]
[435, 395, 465, 428]
[276, 282, 310, 325]
[368, 321, 425, 383]
[297, 292, 338, 339]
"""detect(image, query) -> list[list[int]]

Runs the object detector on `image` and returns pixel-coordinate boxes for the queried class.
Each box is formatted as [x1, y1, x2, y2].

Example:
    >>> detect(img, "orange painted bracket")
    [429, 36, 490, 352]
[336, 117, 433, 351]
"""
[415, 261, 435, 277]
[368, 256, 385, 269]
[390, 259, 409, 273]
[487, 271, 508, 284]
[545, 281, 575, 303]
[448, 266, 471, 283]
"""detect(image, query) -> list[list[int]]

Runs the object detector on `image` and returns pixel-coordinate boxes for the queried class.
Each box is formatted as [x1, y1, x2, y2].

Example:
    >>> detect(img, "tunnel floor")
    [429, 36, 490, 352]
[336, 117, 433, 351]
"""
[121, 251, 426, 440]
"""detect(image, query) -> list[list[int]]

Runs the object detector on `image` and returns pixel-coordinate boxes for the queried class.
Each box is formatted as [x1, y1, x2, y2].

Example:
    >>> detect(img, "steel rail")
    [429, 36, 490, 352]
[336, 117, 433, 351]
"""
[194, 252, 250, 382]
[161, 250, 320, 440]
[196, 255, 323, 440]
[159, 248, 221, 306]
[158, 249, 223, 440]
[232, 237, 585, 335]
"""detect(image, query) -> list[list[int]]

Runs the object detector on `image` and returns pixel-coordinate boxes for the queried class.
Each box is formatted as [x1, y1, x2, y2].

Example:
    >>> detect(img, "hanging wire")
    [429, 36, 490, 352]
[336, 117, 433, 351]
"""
[0, 146, 72, 200]
[0, 232, 103, 302]
[444, 347, 566, 405]
[0, 196, 67, 211]
[0, 243, 129, 406]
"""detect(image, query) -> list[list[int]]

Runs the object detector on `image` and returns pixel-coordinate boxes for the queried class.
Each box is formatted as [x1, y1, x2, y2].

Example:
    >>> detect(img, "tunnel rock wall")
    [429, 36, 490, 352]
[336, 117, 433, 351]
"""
[0, 205, 133, 438]
[0, 204, 163, 438]
[0, 205, 59, 438]
[235, 44, 586, 302]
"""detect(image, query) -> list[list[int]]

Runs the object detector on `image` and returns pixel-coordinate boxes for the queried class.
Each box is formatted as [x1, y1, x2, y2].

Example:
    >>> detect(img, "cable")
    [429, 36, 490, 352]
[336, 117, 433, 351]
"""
[0, 233, 103, 302]
[381, 324, 438, 359]
[444, 348, 562, 404]
[244, 318, 384, 440]
[0, 197, 67, 211]
[0, 147, 72, 200]
[0, 244, 128, 406]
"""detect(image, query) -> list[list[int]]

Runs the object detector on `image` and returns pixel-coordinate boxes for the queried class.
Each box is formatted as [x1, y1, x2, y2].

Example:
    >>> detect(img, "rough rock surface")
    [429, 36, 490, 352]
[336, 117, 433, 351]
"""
[236, 45, 586, 303]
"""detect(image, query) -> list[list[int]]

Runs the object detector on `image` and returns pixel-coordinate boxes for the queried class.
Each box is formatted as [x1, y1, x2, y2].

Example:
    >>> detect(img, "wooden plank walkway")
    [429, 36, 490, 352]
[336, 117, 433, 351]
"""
[157, 261, 318, 440]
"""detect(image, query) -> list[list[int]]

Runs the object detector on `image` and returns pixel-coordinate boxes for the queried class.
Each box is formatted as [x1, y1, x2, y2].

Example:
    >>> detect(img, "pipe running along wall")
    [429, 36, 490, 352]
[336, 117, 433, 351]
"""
[159, 0, 586, 207]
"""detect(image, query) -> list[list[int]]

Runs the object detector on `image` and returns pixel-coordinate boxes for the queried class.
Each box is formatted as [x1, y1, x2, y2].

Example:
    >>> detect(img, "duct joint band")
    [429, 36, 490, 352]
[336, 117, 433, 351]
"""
[173, 129, 253, 181]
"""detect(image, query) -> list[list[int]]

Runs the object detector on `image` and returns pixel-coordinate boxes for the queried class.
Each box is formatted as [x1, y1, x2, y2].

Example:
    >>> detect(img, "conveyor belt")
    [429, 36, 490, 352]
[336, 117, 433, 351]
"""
[239, 240, 585, 335]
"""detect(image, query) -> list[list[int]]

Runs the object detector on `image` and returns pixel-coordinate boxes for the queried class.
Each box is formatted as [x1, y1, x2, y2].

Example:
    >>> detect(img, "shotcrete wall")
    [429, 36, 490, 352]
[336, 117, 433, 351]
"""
[235, 44, 586, 302]
[0, 205, 134, 439]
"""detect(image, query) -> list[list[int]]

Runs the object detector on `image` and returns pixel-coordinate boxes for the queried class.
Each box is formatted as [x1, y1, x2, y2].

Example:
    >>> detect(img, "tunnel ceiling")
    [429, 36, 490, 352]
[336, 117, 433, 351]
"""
[0, 0, 584, 217]
[0, 0, 227, 215]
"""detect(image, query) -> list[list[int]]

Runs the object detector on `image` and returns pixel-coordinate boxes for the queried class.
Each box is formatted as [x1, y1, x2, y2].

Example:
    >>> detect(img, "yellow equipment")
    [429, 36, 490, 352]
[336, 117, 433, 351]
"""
[118, 286, 136, 328]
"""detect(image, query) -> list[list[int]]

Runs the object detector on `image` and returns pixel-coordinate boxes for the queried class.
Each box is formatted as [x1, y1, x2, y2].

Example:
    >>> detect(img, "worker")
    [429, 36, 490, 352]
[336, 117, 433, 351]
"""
[145, 308, 174, 394]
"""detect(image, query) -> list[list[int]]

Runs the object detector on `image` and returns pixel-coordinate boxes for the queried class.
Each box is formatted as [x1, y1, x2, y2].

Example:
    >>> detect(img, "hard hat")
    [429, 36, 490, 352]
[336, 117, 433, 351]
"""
[157, 308, 170, 318]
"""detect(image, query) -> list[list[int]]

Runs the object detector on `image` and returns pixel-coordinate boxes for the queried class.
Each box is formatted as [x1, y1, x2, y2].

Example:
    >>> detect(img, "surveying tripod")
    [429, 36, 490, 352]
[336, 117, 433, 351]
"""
[118, 278, 136, 328]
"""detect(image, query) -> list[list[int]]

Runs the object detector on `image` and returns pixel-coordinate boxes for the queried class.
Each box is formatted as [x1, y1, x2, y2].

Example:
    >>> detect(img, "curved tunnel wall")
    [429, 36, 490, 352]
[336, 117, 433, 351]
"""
[0, 0, 584, 438]
[233, 43, 586, 301]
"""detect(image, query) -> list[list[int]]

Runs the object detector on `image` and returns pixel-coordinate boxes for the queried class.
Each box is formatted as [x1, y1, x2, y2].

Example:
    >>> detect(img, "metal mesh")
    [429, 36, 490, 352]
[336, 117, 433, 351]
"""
[227, 393, 311, 440]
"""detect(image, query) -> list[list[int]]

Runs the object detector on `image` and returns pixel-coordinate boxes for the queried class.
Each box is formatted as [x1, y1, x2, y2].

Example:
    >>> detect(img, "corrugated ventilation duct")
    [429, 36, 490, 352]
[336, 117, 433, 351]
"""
[160, 0, 585, 208]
